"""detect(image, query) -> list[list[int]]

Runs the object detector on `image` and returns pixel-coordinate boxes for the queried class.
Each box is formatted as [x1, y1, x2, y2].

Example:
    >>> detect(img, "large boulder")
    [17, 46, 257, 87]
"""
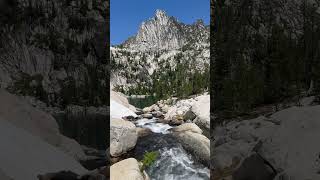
[110, 118, 138, 157]
[191, 94, 210, 132]
[0, 89, 86, 160]
[110, 90, 136, 112]
[0, 119, 87, 180]
[111, 90, 136, 112]
[110, 98, 137, 119]
[110, 158, 149, 180]
[171, 123, 203, 134]
[173, 124, 210, 167]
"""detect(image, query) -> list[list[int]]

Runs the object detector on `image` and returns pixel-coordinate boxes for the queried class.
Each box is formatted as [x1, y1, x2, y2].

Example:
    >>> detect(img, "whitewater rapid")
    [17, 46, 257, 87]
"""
[133, 118, 210, 180]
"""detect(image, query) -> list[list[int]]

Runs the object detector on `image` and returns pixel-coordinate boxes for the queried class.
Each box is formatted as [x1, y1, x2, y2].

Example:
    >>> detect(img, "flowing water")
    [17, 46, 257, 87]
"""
[133, 118, 210, 180]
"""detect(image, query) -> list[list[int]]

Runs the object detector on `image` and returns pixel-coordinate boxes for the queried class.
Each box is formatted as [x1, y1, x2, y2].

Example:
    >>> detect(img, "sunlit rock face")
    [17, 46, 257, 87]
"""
[122, 9, 209, 51]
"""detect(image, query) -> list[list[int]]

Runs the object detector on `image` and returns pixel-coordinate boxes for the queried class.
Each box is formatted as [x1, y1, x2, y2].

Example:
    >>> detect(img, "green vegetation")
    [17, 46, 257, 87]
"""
[112, 50, 210, 100]
[140, 151, 159, 173]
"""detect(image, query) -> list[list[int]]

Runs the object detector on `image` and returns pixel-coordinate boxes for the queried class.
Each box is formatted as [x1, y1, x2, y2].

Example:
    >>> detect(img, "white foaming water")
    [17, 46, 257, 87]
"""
[147, 146, 210, 180]
[135, 118, 172, 134]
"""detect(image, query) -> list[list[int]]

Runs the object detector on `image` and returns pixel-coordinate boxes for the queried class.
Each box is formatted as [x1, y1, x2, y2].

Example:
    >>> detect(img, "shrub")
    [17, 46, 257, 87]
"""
[140, 151, 159, 173]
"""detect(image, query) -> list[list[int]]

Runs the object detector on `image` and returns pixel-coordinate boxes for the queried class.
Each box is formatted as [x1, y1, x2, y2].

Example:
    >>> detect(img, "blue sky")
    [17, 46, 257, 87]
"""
[110, 0, 210, 45]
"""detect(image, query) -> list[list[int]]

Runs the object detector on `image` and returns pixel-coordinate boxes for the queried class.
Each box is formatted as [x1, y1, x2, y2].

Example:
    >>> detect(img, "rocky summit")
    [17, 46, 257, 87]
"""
[122, 9, 209, 51]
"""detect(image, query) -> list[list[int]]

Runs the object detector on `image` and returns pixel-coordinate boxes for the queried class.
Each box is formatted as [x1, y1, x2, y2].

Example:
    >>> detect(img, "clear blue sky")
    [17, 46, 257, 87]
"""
[110, 0, 210, 45]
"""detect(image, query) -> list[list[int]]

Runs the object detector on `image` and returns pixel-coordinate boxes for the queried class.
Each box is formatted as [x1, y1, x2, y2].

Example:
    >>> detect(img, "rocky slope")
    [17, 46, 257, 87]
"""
[211, 97, 320, 180]
[111, 10, 209, 97]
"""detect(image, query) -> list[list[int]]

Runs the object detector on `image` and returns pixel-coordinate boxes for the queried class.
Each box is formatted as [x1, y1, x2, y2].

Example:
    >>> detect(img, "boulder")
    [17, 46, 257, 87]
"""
[135, 111, 143, 115]
[166, 116, 184, 125]
[174, 131, 210, 167]
[161, 105, 170, 113]
[110, 158, 149, 180]
[123, 115, 137, 121]
[151, 111, 163, 118]
[171, 123, 203, 134]
[111, 91, 136, 112]
[151, 104, 160, 112]
[136, 127, 152, 137]
[0, 120, 87, 180]
[110, 99, 137, 119]
[142, 107, 152, 113]
[183, 110, 197, 121]
[0, 89, 86, 160]
[143, 104, 160, 113]
[142, 113, 153, 119]
[191, 94, 210, 132]
[193, 117, 210, 133]
[110, 118, 138, 157]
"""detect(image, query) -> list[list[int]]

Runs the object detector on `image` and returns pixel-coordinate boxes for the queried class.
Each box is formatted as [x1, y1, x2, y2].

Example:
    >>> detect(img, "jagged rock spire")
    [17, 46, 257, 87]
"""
[122, 9, 209, 51]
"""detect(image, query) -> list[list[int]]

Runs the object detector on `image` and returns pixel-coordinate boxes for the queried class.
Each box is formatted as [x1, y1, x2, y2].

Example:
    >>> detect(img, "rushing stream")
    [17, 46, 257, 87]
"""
[133, 118, 210, 180]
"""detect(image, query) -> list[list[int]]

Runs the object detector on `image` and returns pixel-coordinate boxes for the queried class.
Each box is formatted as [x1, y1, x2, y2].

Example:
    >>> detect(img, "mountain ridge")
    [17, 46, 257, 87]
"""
[118, 9, 209, 51]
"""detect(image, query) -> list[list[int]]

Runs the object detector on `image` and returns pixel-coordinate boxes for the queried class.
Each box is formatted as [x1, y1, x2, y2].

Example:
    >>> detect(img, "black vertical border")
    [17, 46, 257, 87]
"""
[106, 0, 111, 179]
[210, 0, 215, 179]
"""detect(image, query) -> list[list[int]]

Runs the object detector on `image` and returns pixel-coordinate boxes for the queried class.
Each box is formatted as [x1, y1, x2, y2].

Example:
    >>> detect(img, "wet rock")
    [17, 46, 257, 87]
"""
[142, 113, 153, 119]
[123, 115, 136, 121]
[136, 127, 152, 137]
[135, 111, 143, 115]
[110, 118, 137, 157]
[151, 111, 163, 118]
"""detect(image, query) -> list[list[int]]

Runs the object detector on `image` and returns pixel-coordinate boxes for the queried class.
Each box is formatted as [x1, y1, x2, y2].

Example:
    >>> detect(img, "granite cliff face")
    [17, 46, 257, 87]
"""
[122, 9, 209, 51]
[0, 0, 108, 108]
